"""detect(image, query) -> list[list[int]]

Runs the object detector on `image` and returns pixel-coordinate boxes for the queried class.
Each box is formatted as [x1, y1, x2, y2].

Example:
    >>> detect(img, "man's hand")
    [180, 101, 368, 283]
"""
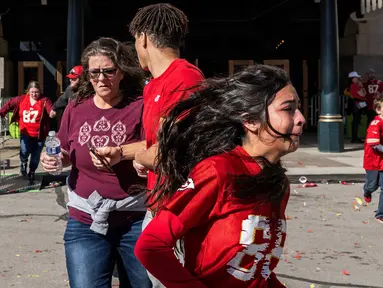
[49, 110, 57, 118]
[133, 159, 148, 178]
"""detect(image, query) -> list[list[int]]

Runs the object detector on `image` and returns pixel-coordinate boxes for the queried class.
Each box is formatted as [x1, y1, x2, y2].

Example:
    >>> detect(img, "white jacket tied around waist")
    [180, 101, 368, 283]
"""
[66, 177, 147, 235]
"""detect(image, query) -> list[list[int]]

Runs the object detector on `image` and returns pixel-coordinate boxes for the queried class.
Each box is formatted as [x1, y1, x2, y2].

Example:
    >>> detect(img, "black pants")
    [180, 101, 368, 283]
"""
[367, 109, 376, 125]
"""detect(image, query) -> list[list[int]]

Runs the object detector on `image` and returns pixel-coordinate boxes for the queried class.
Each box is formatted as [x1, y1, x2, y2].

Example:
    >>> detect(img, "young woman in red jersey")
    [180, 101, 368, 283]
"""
[0, 81, 52, 183]
[134, 64, 306, 287]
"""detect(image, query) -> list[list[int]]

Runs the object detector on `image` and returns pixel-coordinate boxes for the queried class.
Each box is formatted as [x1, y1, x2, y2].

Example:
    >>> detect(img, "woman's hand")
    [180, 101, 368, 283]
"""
[40, 151, 61, 173]
[91, 146, 121, 170]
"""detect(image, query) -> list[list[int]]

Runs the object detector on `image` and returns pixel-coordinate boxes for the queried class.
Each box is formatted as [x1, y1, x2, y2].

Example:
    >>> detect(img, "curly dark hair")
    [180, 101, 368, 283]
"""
[129, 3, 188, 50]
[149, 64, 293, 211]
[74, 37, 144, 106]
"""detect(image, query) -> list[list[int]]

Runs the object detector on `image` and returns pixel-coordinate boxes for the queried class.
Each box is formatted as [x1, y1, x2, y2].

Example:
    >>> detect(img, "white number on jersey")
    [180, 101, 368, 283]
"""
[371, 120, 380, 126]
[22, 110, 39, 123]
[226, 215, 286, 281]
[368, 85, 379, 94]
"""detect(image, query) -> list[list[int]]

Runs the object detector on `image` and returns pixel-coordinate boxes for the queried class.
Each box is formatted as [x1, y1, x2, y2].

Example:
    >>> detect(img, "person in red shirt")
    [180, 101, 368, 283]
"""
[134, 64, 306, 287]
[348, 71, 367, 143]
[362, 95, 383, 223]
[0, 81, 52, 183]
[93, 5, 204, 287]
[363, 68, 382, 124]
[40, 38, 151, 288]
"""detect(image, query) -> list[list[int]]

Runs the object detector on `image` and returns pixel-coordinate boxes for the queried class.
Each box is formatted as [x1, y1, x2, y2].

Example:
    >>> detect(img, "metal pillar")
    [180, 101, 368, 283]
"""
[318, 0, 344, 152]
[67, 0, 84, 72]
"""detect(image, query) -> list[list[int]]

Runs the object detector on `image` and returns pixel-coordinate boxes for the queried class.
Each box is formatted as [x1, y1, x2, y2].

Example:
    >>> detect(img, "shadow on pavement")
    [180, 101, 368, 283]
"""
[277, 273, 383, 288]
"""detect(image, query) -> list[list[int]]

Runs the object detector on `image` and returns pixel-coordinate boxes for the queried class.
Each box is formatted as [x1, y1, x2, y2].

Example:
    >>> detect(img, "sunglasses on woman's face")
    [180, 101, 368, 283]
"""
[87, 68, 118, 80]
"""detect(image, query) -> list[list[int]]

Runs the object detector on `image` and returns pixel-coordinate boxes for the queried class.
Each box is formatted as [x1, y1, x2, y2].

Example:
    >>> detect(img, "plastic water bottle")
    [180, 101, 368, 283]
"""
[45, 130, 62, 175]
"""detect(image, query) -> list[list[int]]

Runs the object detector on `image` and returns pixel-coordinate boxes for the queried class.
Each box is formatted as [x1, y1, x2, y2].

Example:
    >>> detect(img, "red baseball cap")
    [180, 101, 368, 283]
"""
[66, 65, 84, 79]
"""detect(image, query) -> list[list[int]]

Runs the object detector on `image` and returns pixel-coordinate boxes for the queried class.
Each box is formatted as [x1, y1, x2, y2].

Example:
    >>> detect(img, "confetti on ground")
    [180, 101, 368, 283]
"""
[19, 219, 28, 222]
[297, 161, 303, 166]
[336, 213, 342, 216]
[303, 202, 307, 206]
[353, 204, 360, 211]
[48, 181, 62, 188]
[294, 254, 302, 259]
[34, 250, 42, 253]
[307, 229, 313, 233]
[28, 274, 40, 278]
[363, 221, 369, 224]
[286, 216, 292, 220]
[355, 197, 363, 206]
[15, 254, 20, 257]
[342, 270, 350, 275]
[297, 183, 317, 188]
[321, 179, 328, 184]
[43, 270, 49, 273]
[310, 284, 315, 288]
[293, 190, 299, 194]
[340, 181, 355, 185]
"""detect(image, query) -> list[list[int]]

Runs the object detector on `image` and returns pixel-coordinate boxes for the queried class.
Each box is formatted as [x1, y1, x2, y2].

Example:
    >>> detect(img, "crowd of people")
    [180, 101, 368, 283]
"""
[346, 69, 383, 143]
[3, 2, 383, 288]
[43, 3, 305, 287]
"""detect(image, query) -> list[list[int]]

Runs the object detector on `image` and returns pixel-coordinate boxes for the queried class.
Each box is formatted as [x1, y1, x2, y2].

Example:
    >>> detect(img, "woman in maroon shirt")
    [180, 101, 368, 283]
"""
[40, 38, 150, 288]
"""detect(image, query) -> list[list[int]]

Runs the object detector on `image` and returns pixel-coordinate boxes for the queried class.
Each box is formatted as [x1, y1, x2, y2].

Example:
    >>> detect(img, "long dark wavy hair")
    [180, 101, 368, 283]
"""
[149, 64, 293, 212]
[73, 37, 144, 106]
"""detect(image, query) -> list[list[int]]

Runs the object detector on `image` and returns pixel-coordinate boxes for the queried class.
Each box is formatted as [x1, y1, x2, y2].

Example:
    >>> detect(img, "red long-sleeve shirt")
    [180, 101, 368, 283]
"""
[135, 146, 289, 288]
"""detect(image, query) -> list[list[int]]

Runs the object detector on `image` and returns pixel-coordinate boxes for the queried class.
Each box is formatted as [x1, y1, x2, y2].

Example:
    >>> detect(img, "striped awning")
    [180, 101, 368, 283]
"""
[361, 0, 383, 14]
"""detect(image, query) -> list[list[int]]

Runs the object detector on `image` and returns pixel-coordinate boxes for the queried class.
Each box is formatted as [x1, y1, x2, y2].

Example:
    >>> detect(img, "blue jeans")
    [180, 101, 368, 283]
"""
[20, 134, 45, 171]
[364, 170, 383, 218]
[64, 217, 152, 288]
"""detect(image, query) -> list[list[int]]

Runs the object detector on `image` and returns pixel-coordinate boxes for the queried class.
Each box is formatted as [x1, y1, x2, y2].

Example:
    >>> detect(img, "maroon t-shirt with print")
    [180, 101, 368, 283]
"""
[57, 96, 146, 225]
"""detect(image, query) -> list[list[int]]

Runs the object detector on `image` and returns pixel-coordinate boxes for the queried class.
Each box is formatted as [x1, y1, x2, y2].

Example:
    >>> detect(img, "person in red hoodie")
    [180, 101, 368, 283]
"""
[0, 81, 52, 183]
[134, 64, 306, 288]
[362, 94, 383, 223]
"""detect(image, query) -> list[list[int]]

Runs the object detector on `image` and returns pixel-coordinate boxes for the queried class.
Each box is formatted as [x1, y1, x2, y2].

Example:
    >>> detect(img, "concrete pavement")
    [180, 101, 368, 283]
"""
[276, 183, 383, 288]
[0, 183, 382, 287]
[1, 133, 379, 287]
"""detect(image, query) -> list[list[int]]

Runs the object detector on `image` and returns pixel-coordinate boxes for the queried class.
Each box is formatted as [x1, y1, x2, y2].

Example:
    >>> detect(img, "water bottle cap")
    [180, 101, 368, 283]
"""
[48, 131, 56, 137]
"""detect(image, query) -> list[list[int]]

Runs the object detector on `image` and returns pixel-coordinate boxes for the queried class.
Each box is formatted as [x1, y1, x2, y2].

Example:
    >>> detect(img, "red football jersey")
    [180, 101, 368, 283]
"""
[364, 79, 382, 110]
[18, 96, 44, 137]
[143, 59, 204, 191]
[135, 146, 289, 288]
[364, 115, 383, 170]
